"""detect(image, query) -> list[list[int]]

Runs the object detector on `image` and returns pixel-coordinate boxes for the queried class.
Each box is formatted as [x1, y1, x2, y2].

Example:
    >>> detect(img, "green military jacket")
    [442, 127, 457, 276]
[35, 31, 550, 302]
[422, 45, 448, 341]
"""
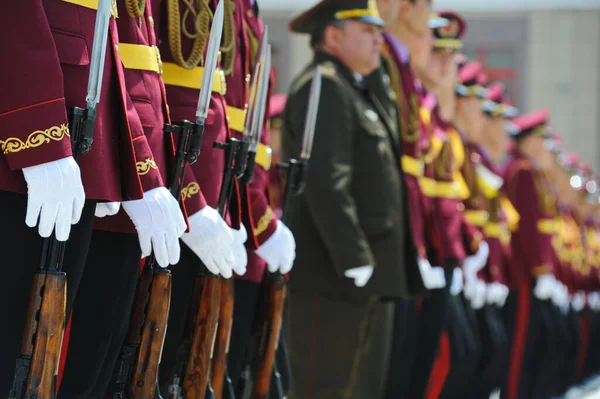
[282, 51, 425, 300]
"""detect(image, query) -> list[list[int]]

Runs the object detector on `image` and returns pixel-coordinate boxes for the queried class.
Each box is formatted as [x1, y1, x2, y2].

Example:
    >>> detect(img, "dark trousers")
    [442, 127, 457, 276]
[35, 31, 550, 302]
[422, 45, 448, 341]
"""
[407, 267, 454, 399]
[501, 288, 548, 399]
[0, 191, 96, 396]
[465, 304, 508, 399]
[583, 310, 600, 377]
[383, 300, 419, 399]
[439, 295, 481, 399]
[58, 230, 141, 399]
[288, 291, 390, 399]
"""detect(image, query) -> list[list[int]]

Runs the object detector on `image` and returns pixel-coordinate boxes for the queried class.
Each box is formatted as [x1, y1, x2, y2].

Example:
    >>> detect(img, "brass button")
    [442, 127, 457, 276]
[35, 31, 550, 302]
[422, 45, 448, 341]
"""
[148, 16, 154, 28]
[471, 152, 481, 163]
[457, 203, 465, 212]
[246, 9, 254, 17]
[114, 44, 119, 56]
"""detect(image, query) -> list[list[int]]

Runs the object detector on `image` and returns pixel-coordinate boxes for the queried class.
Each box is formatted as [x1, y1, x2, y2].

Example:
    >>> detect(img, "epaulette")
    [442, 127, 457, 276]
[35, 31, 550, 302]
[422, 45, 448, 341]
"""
[292, 62, 337, 93]
[320, 61, 337, 78]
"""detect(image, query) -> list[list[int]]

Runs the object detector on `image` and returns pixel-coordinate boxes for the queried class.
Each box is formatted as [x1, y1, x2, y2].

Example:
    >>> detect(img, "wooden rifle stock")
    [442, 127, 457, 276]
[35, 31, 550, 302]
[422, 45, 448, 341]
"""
[212, 278, 235, 399]
[251, 274, 287, 399]
[182, 273, 222, 398]
[130, 268, 171, 398]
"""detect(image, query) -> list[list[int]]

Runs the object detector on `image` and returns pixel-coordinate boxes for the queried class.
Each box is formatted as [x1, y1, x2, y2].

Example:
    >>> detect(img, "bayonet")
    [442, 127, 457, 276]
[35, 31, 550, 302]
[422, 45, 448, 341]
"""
[300, 65, 322, 160]
[196, 0, 224, 124]
[243, 26, 269, 143]
[249, 44, 271, 151]
[85, 0, 112, 111]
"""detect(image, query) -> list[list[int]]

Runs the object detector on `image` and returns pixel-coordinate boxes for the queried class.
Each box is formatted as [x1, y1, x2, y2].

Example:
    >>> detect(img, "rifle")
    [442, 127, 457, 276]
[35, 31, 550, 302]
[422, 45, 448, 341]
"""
[111, 3, 224, 398]
[239, 65, 322, 399]
[8, 2, 112, 398]
[209, 31, 271, 399]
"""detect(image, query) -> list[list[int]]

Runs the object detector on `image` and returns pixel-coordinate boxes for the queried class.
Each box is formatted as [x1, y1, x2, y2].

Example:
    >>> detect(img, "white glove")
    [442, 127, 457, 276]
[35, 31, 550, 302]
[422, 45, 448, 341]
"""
[255, 220, 296, 274]
[534, 274, 556, 301]
[589, 292, 600, 311]
[122, 187, 186, 268]
[230, 225, 248, 276]
[180, 206, 236, 278]
[572, 291, 587, 312]
[22, 157, 85, 241]
[471, 279, 487, 309]
[344, 265, 374, 287]
[486, 282, 509, 307]
[95, 202, 121, 217]
[450, 267, 464, 296]
[418, 257, 446, 289]
[463, 241, 490, 278]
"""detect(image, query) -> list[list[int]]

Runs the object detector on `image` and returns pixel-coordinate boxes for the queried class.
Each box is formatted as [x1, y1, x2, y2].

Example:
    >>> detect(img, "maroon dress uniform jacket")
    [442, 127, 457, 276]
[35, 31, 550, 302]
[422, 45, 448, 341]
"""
[504, 151, 556, 286]
[381, 33, 430, 262]
[152, 0, 234, 225]
[95, 0, 204, 233]
[1, 0, 162, 203]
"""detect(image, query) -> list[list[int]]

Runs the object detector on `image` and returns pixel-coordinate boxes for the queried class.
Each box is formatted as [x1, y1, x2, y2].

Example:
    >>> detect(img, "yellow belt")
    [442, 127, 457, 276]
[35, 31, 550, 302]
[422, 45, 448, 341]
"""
[224, 106, 271, 170]
[226, 106, 247, 133]
[63, 0, 118, 17]
[401, 155, 424, 177]
[255, 143, 272, 171]
[419, 174, 470, 200]
[537, 219, 558, 235]
[484, 222, 511, 245]
[118, 43, 163, 74]
[464, 210, 489, 227]
[162, 62, 226, 95]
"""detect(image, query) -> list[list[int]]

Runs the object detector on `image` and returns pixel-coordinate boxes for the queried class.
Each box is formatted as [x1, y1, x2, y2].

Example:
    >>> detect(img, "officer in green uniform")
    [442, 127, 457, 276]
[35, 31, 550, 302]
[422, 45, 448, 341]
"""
[282, 0, 424, 397]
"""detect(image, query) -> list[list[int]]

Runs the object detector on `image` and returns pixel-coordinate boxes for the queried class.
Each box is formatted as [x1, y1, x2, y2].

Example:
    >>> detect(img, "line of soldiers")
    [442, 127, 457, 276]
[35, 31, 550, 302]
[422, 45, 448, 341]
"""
[1, 1, 296, 398]
[278, 1, 600, 399]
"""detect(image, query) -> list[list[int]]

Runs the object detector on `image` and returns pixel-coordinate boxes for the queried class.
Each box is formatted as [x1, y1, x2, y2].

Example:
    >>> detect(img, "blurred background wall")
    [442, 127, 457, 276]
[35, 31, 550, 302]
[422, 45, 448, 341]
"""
[259, 0, 600, 169]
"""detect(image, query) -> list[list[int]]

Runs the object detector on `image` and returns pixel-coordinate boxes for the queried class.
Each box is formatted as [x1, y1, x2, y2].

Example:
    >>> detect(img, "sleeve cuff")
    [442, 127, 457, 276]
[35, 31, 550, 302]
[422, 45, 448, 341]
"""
[0, 97, 71, 170]
[532, 264, 552, 277]
[132, 135, 164, 194]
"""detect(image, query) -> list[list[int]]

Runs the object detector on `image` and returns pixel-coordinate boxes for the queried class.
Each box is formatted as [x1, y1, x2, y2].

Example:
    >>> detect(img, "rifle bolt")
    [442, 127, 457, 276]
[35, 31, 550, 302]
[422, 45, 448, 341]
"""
[137, 380, 144, 387]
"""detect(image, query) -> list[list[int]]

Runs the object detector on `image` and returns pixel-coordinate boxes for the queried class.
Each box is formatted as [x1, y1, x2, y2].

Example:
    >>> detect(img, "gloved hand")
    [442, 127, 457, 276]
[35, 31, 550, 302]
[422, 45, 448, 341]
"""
[180, 206, 237, 278]
[572, 291, 587, 312]
[471, 279, 487, 309]
[255, 220, 296, 274]
[418, 257, 446, 289]
[486, 282, 509, 307]
[463, 241, 490, 278]
[230, 225, 248, 276]
[344, 265, 374, 287]
[122, 187, 186, 268]
[534, 274, 556, 301]
[450, 267, 464, 296]
[95, 202, 121, 217]
[22, 157, 85, 241]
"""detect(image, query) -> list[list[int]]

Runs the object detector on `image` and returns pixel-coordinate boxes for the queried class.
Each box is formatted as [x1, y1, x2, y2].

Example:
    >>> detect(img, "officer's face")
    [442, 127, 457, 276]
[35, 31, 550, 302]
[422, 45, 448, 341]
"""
[326, 20, 383, 75]
[485, 117, 510, 162]
[457, 96, 485, 142]
[424, 50, 456, 88]
[408, 32, 433, 74]
[399, 0, 432, 37]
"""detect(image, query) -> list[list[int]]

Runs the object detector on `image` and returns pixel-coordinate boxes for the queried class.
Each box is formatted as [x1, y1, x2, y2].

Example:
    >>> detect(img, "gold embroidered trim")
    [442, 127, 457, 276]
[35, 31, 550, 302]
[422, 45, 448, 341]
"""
[254, 207, 275, 236]
[136, 158, 158, 176]
[0, 124, 70, 154]
[181, 182, 200, 200]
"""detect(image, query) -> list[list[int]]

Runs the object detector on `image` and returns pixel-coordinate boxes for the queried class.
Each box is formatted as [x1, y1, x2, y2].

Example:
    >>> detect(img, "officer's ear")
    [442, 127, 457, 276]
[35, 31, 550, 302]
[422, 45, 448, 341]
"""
[323, 22, 346, 50]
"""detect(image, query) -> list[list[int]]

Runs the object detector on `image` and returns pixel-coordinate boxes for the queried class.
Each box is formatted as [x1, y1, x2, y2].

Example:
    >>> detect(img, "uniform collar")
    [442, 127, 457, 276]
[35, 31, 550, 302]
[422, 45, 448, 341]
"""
[314, 51, 365, 88]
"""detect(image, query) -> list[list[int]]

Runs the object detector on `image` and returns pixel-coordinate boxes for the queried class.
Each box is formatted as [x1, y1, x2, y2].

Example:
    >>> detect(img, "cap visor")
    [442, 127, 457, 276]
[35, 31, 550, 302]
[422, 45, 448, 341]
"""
[357, 15, 385, 27]
[429, 17, 448, 28]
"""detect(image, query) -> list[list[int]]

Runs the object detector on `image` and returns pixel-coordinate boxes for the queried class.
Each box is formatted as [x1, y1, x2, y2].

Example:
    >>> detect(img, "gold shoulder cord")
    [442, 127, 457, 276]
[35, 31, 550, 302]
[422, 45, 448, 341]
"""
[125, 0, 146, 17]
[167, 0, 212, 69]
[220, 0, 236, 76]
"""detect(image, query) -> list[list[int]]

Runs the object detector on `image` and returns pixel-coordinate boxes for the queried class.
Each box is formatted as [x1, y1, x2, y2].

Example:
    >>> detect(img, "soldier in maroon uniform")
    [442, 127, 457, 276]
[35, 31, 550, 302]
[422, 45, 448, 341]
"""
[222, 0, 297, 391]
[373, 1, 444, 397]
[502, 109, 561, 399]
